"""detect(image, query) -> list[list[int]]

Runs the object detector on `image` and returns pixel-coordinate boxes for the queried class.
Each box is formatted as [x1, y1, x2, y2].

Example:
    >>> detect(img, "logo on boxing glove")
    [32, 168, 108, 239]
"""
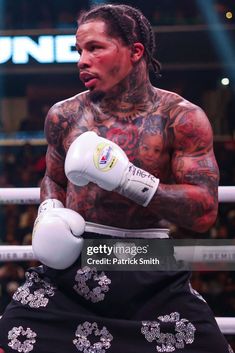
[93, 142, 118, 172]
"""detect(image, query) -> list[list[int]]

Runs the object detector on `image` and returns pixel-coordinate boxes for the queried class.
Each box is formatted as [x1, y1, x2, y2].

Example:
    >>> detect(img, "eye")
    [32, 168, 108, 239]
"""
[89, 44, 102, 52]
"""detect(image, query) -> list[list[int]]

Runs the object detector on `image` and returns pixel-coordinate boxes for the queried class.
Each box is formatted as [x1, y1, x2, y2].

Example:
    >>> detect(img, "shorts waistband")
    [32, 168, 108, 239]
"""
[85, 222, 169, 239]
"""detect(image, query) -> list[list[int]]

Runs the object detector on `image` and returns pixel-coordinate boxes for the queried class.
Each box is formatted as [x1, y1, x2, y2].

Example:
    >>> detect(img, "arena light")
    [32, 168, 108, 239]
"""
[225, 11, 233, 20]
[0, 35, 80, 64]
[221, 77, 230, 86]
[196, 0, 235, 83]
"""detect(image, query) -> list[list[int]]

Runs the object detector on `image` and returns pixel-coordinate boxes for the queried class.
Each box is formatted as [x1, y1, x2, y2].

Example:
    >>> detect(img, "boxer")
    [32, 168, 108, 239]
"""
[0, 4, 232, 353]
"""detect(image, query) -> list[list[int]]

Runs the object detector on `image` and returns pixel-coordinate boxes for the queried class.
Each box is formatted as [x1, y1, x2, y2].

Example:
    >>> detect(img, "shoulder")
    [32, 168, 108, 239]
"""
[44, 91, 89, 145]
[156, 88, 211, 128]
[155, 88, 213, 150]
[156, 88, 200, 113]
[47, 90, 89, 119]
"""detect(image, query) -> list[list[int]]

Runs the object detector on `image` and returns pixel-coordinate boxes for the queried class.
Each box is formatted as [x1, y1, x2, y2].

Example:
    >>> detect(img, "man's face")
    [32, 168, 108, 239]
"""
[76, 20, 134, 99]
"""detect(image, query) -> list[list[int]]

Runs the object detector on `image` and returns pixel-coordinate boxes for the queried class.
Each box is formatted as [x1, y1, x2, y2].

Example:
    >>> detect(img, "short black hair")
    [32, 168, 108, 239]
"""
[78, 3, 161, 77]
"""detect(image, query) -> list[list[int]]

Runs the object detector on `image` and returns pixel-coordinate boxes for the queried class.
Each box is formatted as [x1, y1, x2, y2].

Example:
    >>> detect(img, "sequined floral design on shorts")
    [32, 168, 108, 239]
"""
[73, 266, 111, 303]
[8, 326, 37, 353]
[141, 312, 196, 352]
[73, 321, 113, 353]
[13, 271, 57, 308]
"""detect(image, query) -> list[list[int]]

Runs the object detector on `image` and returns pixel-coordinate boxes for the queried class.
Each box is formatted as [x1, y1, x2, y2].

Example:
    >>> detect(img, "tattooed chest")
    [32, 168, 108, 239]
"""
[64, 113, 171, 178]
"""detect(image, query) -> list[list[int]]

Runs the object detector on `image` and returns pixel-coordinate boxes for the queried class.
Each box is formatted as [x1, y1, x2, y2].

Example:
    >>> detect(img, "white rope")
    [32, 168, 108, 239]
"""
[0, 186, 235, 204]
[1, 245, 235, 263]
[218, 186, 235, 203]
[0, 187, 40, 204]
[174, 245, 235, 262]
[0, 245, 35, 261]
[215, 317, 235, 334]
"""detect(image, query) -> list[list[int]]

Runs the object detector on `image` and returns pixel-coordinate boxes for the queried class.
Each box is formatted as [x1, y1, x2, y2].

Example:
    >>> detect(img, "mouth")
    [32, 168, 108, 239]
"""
[79, 72, 99, 89]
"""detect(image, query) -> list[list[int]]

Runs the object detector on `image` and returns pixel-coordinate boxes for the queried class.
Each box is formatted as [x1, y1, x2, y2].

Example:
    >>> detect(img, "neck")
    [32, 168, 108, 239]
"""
[91, 62, 157, 119]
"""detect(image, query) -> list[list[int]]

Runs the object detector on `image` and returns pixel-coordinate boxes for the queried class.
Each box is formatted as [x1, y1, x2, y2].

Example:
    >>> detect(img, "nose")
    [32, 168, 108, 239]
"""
[77, 50, 90, 70]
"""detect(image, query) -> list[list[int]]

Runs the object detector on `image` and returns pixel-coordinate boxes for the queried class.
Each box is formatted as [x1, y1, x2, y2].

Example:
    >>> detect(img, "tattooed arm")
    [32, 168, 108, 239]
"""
[150, 107, 219, 232]
[40, 105, 68, 203]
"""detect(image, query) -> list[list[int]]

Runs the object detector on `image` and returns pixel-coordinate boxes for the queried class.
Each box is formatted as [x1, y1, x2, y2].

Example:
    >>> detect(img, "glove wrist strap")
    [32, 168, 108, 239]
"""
[38, 199, 64, 215]
[117, 163, 159, 207]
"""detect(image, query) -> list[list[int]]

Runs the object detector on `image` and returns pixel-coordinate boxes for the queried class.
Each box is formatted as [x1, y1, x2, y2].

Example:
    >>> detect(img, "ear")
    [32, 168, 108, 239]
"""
[130, 42, 145, 63]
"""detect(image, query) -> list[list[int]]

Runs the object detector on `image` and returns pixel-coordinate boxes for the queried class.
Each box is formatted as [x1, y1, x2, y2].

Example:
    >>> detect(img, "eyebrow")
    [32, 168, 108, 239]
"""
[76, 39, 106, 49]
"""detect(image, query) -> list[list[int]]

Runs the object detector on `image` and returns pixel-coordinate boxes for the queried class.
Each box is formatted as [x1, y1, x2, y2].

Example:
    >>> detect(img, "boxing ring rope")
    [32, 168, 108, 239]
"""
[1, 244, 235, 263]
[0, 186, 235, 335]
[0, 186, 235, 204]
[215, 318, 235, 335]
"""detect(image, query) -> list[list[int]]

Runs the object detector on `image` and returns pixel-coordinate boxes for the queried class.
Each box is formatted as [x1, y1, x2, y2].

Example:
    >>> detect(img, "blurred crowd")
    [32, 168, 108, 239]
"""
[1, 0, 234, 30]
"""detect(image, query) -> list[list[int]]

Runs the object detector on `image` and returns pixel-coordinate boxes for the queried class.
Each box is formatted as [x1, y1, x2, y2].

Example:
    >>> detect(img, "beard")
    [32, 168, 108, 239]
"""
[89, 89, 106, 103]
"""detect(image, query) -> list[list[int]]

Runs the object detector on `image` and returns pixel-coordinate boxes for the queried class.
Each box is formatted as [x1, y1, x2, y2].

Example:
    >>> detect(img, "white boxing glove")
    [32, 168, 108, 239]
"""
[65, 131, 159, 207]
[32, 199, 85, 270]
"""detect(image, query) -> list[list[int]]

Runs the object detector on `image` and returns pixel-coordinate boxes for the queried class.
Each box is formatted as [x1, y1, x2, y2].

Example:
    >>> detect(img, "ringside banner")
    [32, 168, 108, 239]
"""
[0, 35, 80, 64]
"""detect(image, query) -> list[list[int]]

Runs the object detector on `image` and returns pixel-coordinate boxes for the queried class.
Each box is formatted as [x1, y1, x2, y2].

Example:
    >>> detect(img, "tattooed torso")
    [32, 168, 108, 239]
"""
[42, 87, 219, 229]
